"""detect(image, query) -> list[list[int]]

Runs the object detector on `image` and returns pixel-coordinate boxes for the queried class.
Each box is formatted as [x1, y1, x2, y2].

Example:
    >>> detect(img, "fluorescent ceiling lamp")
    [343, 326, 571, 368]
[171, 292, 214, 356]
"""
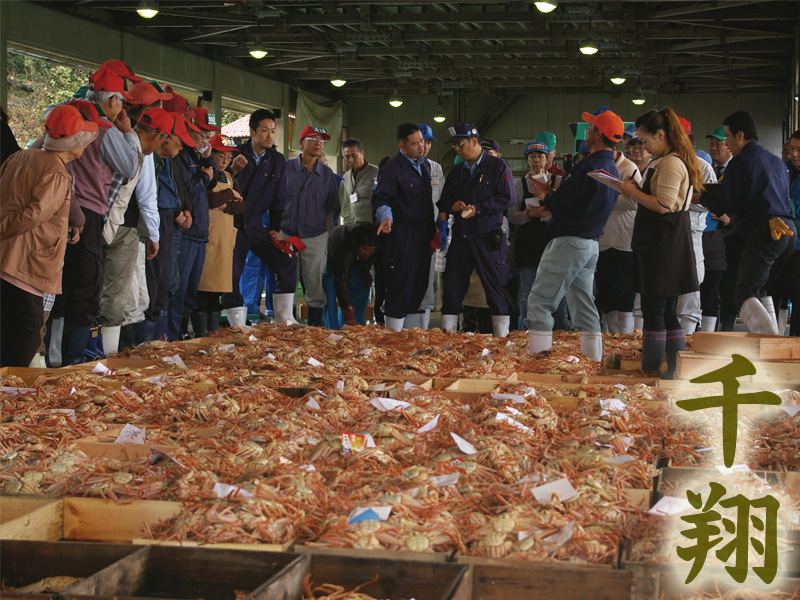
[136, 0, 158, 18]
[579, 39, 598, 55]
[433, 111, 446, 123]
[330, 74, 347, 87]
[632, 93, 646, 105]
[534, 1, 557, 13]
[389, 91, 404, 108]
[250, 48, 268, 59]
[610, 74, 626, 85]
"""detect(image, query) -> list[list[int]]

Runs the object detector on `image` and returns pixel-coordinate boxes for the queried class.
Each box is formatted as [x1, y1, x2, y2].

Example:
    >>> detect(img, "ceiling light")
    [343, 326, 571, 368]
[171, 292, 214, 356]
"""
[433, 111, 446, 123]
[330, 74, 347, 88]
[389, 90, 404, 108]
[136, 0, 158, 18]
[610, 73, 626, 85]
[534, 1, 557, 13]
[632, 92, 646, 106]
[579, 39, 598, 56]
[249, 48, 268, 59]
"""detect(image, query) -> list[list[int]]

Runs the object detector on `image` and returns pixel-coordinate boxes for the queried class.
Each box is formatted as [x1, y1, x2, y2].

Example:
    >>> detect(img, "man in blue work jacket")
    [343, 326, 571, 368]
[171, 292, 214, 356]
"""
[702, 110, 796, 334]
[372, 123, 434, 331]
[223, 109, 299, 326]
[436, 123, 514, 337]
[524, 108, 623, 360]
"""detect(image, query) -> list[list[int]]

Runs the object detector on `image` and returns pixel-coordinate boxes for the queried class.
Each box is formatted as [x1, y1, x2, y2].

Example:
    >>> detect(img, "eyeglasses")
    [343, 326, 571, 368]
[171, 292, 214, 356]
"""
[451, 140, 470, 150]
[303, 137, 326, 144]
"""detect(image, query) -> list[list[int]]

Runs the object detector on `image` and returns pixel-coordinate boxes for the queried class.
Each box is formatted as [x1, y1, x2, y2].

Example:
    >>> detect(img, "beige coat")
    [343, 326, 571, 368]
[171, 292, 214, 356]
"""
[0, 149, 72, 295]
[198, 172, 238, 293]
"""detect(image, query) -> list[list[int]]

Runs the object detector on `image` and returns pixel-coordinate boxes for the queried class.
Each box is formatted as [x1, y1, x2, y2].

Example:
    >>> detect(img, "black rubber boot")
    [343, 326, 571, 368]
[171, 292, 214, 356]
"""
[190, 311, 208, 338]
[720, 313, 737, 332]
[180, 314, 190, 340]
[61, 325, 91, 365]
[663, 329, 686, 380]
[307, 306, 324, 327]
[208, 311, 221, 332]
[119, 323, 139, 350]
[137, 320, 155, 344]
[641, 330, 666, 373]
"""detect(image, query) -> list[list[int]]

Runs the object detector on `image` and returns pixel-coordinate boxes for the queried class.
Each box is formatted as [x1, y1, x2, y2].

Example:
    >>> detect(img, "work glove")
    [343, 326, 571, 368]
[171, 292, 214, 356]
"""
[341, 306, 357, 327]
[437, 220, 449, 252]
[769, 217, 794, 241]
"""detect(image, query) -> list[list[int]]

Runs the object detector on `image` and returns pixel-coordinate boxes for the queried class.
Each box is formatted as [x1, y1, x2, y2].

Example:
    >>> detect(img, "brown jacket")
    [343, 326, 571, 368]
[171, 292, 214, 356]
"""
[0, 149, 72, 294]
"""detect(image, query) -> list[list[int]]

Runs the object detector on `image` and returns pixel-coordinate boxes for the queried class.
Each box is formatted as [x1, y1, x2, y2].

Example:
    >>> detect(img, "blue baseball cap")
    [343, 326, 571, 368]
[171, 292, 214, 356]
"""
[592, 106, 613, 115]
[447, 123, 479, 143]
[576, 140, 590, 154]
[417, 124, 438, 141]
[624, 123, 637, 137]
[525, 141, 549, 155]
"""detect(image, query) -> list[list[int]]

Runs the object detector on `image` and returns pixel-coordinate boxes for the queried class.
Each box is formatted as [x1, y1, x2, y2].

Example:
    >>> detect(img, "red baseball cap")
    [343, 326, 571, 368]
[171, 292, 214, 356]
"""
[45, 104, 100, 139]
[208, 134, 239, 153]
[272, 236, 307, 255]
[298, 125, 331, 141]
[161, 86, 192, 116]
[98, 59, 142, 83]
[89, 67, 133, 100]
[168, 113, 196, 148]
[65, 100, 112, 129]
[127, 81, 173, 107]
[189, 107, 220, 131]
[678, 116, 692, 135]
[581, 109, 624, 142]
[137, 107, 174, 135]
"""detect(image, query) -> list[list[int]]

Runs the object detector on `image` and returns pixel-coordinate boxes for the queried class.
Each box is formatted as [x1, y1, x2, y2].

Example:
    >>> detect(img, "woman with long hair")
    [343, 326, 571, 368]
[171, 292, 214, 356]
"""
[619, 107, 705, 378]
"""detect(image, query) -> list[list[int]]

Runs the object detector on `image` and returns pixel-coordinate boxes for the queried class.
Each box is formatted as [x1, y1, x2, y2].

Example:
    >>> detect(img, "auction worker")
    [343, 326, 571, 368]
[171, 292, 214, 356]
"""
[525, 108, 623, 360]
[437, 123, 515, 338]
[372, 123, 434, 332]
[322, 223, 380, 329]
[701, 110, 796, 334]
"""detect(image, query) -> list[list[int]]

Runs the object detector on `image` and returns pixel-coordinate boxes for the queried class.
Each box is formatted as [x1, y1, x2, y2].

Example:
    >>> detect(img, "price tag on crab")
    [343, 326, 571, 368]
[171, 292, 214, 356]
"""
[347, 505, 392, 524]
[114, 424, 146, 445]
[342, 432, 367, 454]
[213, 482, 253, 499]
[491, 393, 526, 404]
[648, 495, 692, 516]
[604, 454, 636, 464]
[326, 333, 343, 342]
[308, 357, 324, 367]
[370, 397, 412, 412]
[248, 334, 258, 341]
[305, 397, 321, 410]
[599, 398, 627, 416]
[715, 464, 751, 475]
[450, 432, 477, 455]
[91, 362, 111, 374]
[70, 387, 77, 395]
[495, 412, 533, 433]
[779, 405, 800, 417]
[220, 344, 235, 353]
[430, 473, 460, 488]
[359, 348, 372, 356]
[532, 477, 578, 504]
[162, 354, 188, 369]
[417, 414, 440, 433]
[544, 520, 575, 546]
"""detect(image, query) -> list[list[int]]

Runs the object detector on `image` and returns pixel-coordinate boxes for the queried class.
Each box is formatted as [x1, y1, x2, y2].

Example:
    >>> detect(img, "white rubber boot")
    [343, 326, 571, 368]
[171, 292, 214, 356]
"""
[29, 353, 47, 368]
[440, 314, 459, 332]
[701, 316, 717, 333]
[225, 306, 248, 327]
[618, 312, 635, 334]
[740, 297, 779, 335]
[48, 317, 64, 367]
[680, 317, 698, 335]
[101, 325, 121, 357]
[491, 315, 510, 338]
[759, 296, 779, 334]
[403, 313, 421, 329]
[419, 309, 431, 330]
[581, 331, 603, 362]
[603, 311, 619, 334]
[777, 309, 789, 335]
[528, 330, 553, 355]
[272, 294, 300, 326]
[385, 316, 405, 332]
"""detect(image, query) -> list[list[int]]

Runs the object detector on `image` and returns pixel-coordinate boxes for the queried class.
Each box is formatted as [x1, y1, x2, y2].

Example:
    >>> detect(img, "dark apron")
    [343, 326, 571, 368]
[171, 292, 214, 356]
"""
[630, 163, 699, 297]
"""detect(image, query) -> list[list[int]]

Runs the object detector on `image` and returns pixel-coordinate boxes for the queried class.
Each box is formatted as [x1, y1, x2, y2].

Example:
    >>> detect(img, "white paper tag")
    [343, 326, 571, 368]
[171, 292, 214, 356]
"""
[715, 464, 751, 475]
[266, 353, 276, 361]
[495, 412, 532, 433]
[248, 334, 258, 341]
[365, 433, 376, 448]
[299, 464, 316, 472]
[347, 505, 392, 524]
[481, 348, 491, 358]
[220, 343, 235, 353]
[613, 383, 628, 390]
[327, 333, 343, 342]
[91, 362, 110, 374]
[564, 355, 580, 363]
[370, 397, 412, 411]
[648, 495, 693, 516]
[604, 455, 636, 464]
[779, 405, 800, 417]
[505, 405, 522, 416]
[599, 398, 627, 412]
[148, 375, 169, 387]
[51, 408, 77, 422]
[359, 348, 372, 356]
[305, 398, 321, 410]
[451, 432, 477, 455]
[213, 482, 253, 499]
[403, 381, 422, 390]
[430, 473, 460, 488]
[162, 354, 188, 369]
[506, 340, 514, 346]
[349, 192, 359, 204]
[418, 414, 440, 433]
[114, 423, 146, 445]
[336, 380, 344, 390]
[517, 473, 542, 484]
[70, 387, 77, 395]
[308, 357, 324, 367]
[532, 477, 578, 504]
[491, 393, 526, 404]
[367, 383, 387, 391]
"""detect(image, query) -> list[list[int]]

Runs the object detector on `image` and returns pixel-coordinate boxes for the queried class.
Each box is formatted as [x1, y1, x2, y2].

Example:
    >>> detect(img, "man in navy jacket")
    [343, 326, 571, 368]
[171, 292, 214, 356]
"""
[525, 108, 623, 360]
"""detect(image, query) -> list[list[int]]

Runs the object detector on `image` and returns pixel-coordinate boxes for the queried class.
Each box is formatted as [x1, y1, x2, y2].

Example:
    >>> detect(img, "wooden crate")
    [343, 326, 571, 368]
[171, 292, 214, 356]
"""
[585, 375, 661, 386]
[463, 559, 632, 600]
[0, 496, 63, 541]
[508, 372, 587, 384]
[693, 331, 800, 360]
[62, 544, 300, 600]
[0, 540, 139, 600]
[620, 359, 667, 374]
[62, 498, 183, 542]
[262, 552, 471, 600]
[294, 543, 452, 562]
[653, 467, 785, 502]
[676, 351, 800, 383]
[75, 424, 182, 461]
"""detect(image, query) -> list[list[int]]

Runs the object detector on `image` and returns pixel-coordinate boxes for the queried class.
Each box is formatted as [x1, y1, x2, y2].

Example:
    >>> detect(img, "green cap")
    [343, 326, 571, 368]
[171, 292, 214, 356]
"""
[74, 84, 89, 99]
[706, 126, 725, 141]
[535, 131, 556, 151]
